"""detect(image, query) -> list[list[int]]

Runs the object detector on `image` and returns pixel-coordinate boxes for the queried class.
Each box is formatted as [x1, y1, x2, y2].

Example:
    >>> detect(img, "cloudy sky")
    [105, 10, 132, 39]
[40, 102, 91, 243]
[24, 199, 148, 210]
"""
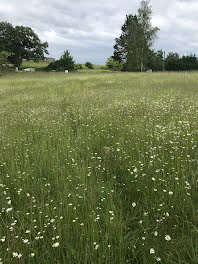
[0, 0, 197, 64]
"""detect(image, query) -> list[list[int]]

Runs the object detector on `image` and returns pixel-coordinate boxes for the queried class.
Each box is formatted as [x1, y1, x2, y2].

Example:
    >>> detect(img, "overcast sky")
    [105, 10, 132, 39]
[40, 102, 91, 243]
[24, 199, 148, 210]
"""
[0, 0, 197, 64]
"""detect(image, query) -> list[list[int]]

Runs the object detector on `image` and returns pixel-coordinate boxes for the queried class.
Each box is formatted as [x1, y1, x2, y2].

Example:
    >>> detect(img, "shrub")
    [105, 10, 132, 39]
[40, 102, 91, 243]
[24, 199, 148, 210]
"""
[46, 50, 75, 72]
[74, 64, 83, 70]
[106, 57, 123, 70]
[0, 51, 12, 71]
[85, 62, 93, 69]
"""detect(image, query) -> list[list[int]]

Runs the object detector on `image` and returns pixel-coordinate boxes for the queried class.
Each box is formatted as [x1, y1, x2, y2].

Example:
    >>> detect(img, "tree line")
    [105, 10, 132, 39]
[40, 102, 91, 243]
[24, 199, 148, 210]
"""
[108, 0, 198, 72]
[108, 50, 198, 72]
[1, 1, 198, 72]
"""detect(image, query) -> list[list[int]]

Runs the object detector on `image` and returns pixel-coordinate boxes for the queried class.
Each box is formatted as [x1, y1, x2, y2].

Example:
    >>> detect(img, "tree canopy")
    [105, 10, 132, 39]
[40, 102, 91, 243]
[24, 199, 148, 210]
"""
[0, 22, 48, 67]
[85, 62, 94, 69]
[113, 0, 159, 71]
[0, 51, 12, 71]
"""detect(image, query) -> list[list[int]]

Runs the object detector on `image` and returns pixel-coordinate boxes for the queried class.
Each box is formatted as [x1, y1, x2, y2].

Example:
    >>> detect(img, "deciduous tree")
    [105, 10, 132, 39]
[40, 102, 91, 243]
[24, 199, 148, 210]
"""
[0, 22, 48, 67]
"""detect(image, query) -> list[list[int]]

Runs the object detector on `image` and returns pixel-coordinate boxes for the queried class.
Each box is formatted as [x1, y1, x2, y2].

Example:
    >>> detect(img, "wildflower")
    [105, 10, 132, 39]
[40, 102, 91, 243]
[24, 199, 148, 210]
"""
[132, 202, 136, 207]
[23, 239, 29, 244]
[6, 207, 13, 213]
[13, 252, 18, 257]
[31, 253, 35, 257]
[133, 167, 138, 173]
[168, 191, 173, 195]
[156, 257, 161, 261]
[154, 231, 158, 236]
[165, 235, 171, 241]
[95, 244, 99, 250]
[52, 242, 59, 248]
[18, 253, 22, 259]
[150, 248, 155, 254]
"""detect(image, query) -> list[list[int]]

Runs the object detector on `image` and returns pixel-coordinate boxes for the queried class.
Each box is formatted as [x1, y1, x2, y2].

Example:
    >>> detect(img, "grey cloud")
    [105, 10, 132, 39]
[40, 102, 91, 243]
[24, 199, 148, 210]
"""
[0, 0, 198, 63]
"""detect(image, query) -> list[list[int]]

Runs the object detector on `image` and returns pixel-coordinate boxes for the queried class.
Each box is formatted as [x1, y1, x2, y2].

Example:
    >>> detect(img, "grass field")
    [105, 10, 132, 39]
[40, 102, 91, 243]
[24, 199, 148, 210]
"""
[21, 61, 50, 70]
[0, 72, 198, 264]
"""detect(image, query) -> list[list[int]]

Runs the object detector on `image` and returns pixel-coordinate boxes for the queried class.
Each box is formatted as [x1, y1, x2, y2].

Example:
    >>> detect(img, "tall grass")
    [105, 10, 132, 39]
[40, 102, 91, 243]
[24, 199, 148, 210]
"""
[0, 72, 198, 263]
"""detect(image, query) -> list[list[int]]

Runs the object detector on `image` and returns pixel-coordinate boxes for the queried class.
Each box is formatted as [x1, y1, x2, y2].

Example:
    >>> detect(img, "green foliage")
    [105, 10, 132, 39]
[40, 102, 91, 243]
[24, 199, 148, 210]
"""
[0, 21, 48, 67]
[147, 49, 164, 71]
[165, 53, 198, 71]
[0, 22, 14, 52]
[74, 63, 83, 70]
[0, 51, 12, 68]
[113, 0, 159, 72]
[137, 0, 159, 71]
[165, 53, 180, 71]
[106, 57, 122, 70]
[85, 61, 94, 69]
[46, 50, 75, 72]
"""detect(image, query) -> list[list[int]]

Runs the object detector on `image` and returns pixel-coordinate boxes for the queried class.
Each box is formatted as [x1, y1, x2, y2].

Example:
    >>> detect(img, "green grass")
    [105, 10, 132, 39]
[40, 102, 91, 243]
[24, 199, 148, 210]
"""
[78, 64, 111, 73]
[0, 71, 198, 263]
[21, 60, 50, 70]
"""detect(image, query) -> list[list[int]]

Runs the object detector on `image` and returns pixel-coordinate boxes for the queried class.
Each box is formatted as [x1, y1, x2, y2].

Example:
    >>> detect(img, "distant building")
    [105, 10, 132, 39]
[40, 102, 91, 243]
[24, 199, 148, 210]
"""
[43, 57, 55, 63]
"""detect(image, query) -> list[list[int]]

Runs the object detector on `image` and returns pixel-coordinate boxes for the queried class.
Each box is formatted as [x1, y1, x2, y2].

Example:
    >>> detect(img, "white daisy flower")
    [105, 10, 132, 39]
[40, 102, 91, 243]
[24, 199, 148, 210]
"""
[150, 248, 155, 254]
[165, 235, 171, 241]
[52, 242, 59, 248]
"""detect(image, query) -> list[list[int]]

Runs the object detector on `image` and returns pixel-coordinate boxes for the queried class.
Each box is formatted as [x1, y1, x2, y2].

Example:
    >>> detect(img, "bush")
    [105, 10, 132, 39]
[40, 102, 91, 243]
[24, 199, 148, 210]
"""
[0, 51, 12, 72]
[100, 66, 108, 70]
[85, 62, 93, 69]
[106, 57, 123, 70]
[74, 64, 83, 70]
[46, 50, 75, 72]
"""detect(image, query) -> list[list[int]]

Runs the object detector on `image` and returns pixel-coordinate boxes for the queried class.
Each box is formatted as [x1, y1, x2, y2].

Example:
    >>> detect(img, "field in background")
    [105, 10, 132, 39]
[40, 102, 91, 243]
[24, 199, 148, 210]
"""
[21, 60, 110, 72]
[21, 60, 50, 70]
[0, 72, 198, 263]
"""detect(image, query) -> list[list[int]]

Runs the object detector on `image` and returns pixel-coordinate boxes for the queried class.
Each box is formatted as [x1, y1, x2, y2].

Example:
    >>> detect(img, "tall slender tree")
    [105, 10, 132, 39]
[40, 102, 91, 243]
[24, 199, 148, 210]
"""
[113, 15, 144, 71]
[138, 0, 159, 71]
[113, 0, 159, 71]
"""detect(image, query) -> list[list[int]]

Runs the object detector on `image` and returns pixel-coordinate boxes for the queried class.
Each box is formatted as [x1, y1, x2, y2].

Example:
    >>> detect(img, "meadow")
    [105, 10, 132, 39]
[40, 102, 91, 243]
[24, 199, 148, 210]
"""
[0, 71, 198, 264]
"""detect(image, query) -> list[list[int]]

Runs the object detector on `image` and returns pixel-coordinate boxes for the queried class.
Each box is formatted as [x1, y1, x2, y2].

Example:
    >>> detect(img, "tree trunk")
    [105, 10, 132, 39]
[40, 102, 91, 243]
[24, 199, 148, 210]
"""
[141, 61, 143, 72]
